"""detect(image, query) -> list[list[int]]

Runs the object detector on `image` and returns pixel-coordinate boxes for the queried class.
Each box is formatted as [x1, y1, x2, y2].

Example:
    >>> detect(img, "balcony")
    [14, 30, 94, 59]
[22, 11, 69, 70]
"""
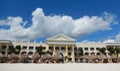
[29, 46, 34, 50]
[22, 46, 27, 50]
[90, 47, 94, 51]
[96, 48, 100, 51]
[84, 47, 88, 51]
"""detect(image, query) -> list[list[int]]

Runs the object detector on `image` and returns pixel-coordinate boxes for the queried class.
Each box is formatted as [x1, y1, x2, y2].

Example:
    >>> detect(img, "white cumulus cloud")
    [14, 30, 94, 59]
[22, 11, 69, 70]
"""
[115, 33, 120, 42]
[102, 33, 120, 43]
[0, 8, 117, 41]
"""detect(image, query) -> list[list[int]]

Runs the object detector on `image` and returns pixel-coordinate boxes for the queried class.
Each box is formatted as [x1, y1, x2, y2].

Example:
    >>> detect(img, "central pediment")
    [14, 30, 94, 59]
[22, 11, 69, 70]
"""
[56, 36, 68, 40]
[47, 33, 75, 41]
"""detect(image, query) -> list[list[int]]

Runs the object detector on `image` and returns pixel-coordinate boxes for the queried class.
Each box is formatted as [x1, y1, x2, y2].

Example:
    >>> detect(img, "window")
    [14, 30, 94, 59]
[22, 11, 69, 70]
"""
[61, 47, 65, 50]
[90, 52, 95, 55]
[29, 46, 33, 50]
[85, 52, 89, 55]
[74, 48, 77, 51]
[68, 52, 71, 56]
[97, 52, 101, 55]
[49, 47, 53, 51]
[96, 48, 100, 50]
[22, 46, 27, 50]
[68, 47, 71, 51]
[28, 52, 33, 55]
[75, 58, 78, 62]
[56, 47, 59, 50]
[84, 47, 88, 50]
[21, 51, 27, 54]
[75, 53, 77, 56]
[43, 47, 46, 49]
[2, 45, 6, 49]
[90, 48, 94, 51]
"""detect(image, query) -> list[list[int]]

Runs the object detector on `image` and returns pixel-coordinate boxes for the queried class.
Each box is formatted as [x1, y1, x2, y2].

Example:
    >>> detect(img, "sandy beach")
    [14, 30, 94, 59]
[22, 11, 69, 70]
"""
[0, 63, 120, 71]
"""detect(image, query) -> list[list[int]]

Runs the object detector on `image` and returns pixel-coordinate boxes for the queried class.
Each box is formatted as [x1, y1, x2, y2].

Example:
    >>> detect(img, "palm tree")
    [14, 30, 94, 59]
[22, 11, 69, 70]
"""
[36, 46, 45, 58]
[14, 45, 21, 55]
[106, 46, 115, 63]
[9, 46, 15, 54]
[7, 53, 19, 63]
[78, 48, 84, 62]
[114, 46, 120, 63]
[99, 47, 108, 63]
[19, 53, 29, 63]
[8, 46, 19, 63]
[99, 47, 106, 55]
[78, 48, 84, 56]
[64, 56, 68, 62]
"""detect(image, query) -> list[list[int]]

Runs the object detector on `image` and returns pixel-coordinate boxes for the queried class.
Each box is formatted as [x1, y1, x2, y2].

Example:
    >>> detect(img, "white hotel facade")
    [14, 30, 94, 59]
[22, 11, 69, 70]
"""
[0, 33, 120, 62]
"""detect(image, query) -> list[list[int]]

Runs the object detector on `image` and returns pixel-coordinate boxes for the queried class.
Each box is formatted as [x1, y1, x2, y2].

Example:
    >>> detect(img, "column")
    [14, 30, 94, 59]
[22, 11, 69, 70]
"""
[20, 45, 23, 56]
[65, 44, 68, 61]
[105, 47, 109, 63]
[46, 44, 49, 51]
[5, 43, 9, 57]
[72, 45, 75, 62]
[53, 44, 56, 55]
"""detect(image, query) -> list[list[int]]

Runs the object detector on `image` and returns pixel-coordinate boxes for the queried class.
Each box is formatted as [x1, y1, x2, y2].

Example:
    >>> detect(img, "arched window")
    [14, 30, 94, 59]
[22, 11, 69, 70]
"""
[90, 52, 95, 55]
[28, 52, 33, 55]
[96, 52, 101, 55]
[21, 51, 27, 54]
[85, 52, 89, 55]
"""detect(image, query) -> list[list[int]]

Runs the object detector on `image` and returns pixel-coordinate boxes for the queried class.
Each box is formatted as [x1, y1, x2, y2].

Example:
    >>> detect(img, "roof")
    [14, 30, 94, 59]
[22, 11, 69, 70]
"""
[46, 33, 76, 42]
[105, 42, 120, 46]
[0, 40, 11, 43]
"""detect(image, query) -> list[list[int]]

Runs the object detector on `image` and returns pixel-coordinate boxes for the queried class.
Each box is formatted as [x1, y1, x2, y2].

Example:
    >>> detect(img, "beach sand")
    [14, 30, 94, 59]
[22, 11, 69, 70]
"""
[0, 63, 120, 71]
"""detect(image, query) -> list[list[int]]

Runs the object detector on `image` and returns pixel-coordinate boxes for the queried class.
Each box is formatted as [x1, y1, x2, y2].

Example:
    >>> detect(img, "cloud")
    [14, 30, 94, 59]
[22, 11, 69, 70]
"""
[101, 33, 120, 43]
[115, 33, 120, 42]
[103, 39, 115, 43]
[0, 8, 117, 41]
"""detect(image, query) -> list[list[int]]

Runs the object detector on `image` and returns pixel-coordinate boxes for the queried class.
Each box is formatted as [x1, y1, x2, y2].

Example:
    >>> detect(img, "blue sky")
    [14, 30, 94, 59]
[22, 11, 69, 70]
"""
[0, 0, 120, 42]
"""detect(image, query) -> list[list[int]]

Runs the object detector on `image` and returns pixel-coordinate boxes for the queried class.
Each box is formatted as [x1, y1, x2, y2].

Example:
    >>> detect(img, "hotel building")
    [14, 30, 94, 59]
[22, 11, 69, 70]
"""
[0, 33, 120, 62]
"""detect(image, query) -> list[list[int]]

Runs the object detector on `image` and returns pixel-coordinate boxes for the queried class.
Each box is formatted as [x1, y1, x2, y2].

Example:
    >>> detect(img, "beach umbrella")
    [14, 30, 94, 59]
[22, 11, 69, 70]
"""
[111, 55, 117, 59]
[52, 53, 63, 60]
[0, 53, 4, 63]
[41, 54, 51, 60]
[32, 52, 40, 63]
[90, 55, 97, 60]
[8, 53, 19, 63]
[97, 54, 107, 59]
[83, 55, 91, 63]
[19, 54, 29, 63]
[83, 55, 90, 60]
[41, 54, 51, 63]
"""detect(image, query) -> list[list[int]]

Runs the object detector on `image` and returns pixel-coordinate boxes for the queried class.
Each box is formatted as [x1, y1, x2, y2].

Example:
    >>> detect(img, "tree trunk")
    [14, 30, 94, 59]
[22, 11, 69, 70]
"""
[5, 44, 9, 57]
[117, 53, 119, 63]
